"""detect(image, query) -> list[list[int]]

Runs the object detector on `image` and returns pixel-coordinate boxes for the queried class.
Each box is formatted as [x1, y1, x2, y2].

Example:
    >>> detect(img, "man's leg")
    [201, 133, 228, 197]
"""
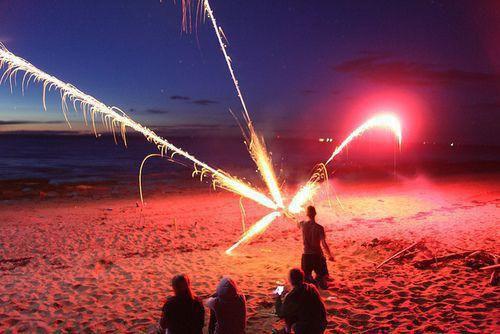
[291, 322, 308, 334]
[301, 254, 314, 283]
[293, 322, 325, 334]
[314, 255, 329, 289]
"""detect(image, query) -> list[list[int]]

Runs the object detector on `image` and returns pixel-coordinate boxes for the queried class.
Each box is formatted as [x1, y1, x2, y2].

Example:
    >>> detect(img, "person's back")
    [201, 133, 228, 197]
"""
[301, 220, 325, 255]
[299, 206, 334, 288]
[207, 277, 246, 334]
[275, 268, 327, 334]
[158, 274, 204, 334]
[296, 283, 326, 324]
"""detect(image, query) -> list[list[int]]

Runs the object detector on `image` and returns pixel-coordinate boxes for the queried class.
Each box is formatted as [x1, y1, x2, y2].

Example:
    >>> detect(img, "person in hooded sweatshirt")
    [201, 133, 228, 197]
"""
[206, 277, 246, 334]
[157, 274, 205, 334]
[275, 268, 327, 334]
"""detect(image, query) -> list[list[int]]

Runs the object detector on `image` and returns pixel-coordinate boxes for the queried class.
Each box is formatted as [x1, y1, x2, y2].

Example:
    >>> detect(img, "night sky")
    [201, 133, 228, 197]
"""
[0, 0, 499, 144]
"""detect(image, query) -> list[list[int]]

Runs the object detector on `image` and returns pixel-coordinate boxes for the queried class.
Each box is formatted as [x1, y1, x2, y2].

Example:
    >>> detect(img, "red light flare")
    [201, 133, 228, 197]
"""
[342, 89, 424, 145]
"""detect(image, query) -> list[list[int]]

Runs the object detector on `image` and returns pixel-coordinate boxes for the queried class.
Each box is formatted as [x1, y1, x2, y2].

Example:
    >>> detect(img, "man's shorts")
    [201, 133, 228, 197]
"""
[301, 253, 329, 278]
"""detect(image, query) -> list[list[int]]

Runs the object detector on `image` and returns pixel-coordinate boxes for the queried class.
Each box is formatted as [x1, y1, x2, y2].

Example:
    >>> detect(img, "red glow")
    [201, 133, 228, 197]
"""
[345, 89, 424, 144]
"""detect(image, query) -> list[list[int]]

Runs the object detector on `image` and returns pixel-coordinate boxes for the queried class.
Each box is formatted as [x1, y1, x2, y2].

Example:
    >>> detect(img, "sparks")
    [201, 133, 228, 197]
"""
[0, 44, 277, 211]
[325, 113, 402, 165]
[288, 114, 402, 214]
[225, 211, 281, 255]
[1, 2, 404, 255]
[201, 0, 284, 208]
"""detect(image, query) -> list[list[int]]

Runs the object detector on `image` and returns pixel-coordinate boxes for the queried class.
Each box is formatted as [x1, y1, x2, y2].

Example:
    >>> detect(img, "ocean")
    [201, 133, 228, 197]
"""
[0, 133, 498, 188]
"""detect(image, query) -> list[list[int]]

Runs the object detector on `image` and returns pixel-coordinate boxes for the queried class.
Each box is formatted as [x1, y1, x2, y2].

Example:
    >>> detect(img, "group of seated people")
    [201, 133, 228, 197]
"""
[157, 268, 327, 334]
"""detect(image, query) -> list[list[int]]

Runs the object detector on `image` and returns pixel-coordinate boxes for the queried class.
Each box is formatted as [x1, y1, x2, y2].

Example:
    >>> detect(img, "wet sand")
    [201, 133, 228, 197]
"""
[0, 175, 498, 333]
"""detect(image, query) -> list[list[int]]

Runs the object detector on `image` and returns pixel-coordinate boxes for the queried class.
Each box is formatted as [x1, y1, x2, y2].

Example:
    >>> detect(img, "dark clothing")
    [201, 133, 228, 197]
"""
[300, 220, 329, 282]
[299, 220, 325, 255]
[207, 278, 246, 334]
[293, 321, 327, 334]
[275, 283, 327, 333]
[158, 294, 204, 334]
[302, 253, 328, 282]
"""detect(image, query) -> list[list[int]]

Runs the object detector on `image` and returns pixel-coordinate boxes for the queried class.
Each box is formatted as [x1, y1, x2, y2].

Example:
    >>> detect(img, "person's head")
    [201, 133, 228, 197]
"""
[216, 276, 239, 300]
[172, 274, 193, 298]
[289, 268, 305, 287]
[306, 206, 316, 220]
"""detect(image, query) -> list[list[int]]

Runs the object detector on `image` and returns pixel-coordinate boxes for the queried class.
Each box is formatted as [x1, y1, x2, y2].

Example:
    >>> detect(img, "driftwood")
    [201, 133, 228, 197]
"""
[376, 241, 419, 269]
[490, 258, 499, 286]
[413, 251, 474, 269]
[479, 263, 500, 271]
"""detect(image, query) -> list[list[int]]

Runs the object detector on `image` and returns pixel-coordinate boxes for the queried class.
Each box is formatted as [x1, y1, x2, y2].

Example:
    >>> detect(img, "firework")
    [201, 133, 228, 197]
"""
[226, 115, 402, 253]
[0, 43, 277, 211]
[288, 114, 402, 214]
[1, 2, 404, 254]
[200, 1, 285, 209]
[225, 211, 281, 254]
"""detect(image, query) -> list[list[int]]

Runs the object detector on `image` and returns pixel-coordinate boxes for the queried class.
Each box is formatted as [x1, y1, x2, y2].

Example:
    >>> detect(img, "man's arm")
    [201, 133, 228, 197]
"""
[276, 291, 300, 319]
[157, 303, 169, 334]
[297, 220, 303, 229]
[275, 295, 284, 317]
[195, 300, 205, 331]
[321, 234, 334, 261]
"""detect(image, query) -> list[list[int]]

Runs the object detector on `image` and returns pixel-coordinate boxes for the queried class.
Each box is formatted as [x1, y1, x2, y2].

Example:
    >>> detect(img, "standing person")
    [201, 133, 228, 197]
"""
[299, 206, 334, 289]
[275, 268, 327, 334]
[157, 274, 205, 334]
[207, 277, 246, 334]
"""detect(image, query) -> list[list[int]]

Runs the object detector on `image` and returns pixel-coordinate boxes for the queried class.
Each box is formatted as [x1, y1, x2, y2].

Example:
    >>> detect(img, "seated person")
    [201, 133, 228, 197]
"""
[157, 274, 204, 334]
[207, 277, 246, 334]
[275, 268, 327, 334]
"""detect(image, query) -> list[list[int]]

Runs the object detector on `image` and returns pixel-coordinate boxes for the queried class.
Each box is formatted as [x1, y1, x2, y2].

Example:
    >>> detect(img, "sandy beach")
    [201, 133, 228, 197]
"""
[0, 174, 498, 333]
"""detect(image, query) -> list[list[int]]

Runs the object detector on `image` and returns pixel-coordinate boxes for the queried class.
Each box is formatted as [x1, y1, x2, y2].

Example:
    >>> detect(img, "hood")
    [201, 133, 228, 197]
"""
[216, 277, 239, 300]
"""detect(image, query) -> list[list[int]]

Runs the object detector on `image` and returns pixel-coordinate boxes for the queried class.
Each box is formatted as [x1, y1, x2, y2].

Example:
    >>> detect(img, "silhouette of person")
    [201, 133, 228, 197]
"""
[157, 274, 204, 334]
[275, 268, 327, 334]
[207, 277, 246, 334]
[299, 206, 334, 289]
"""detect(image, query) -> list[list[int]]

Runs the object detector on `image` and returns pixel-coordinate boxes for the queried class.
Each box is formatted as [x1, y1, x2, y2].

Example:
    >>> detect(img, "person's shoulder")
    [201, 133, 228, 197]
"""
[165, 295, 177, 304]
[206, 296, 218, 309]
[315, 222, 325, 231]
[162, 296, 176, 310]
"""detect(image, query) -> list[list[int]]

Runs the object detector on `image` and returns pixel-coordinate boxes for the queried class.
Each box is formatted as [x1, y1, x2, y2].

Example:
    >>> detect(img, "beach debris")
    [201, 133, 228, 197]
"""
[0, 257, 32, 271]
[479, 263, 500, 271]
[480, 258, 499, 286]
[464, 251, 495, 269]
[413, 251, 475, 269]
[376, 241, 419, 269]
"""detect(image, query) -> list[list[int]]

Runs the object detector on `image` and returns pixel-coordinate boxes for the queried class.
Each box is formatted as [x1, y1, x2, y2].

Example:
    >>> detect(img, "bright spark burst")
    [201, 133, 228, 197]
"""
[0, 43, 277, 211]
[288, 114, 402, 215]
[325, 113, 402, 165]
[201, 0, 284, 209]
[225, 211, 281, 255]
[0, 1, 403, 255]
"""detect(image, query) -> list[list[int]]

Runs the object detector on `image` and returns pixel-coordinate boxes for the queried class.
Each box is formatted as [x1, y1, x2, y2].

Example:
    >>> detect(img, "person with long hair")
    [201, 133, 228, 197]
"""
[157, 274, 205, 334]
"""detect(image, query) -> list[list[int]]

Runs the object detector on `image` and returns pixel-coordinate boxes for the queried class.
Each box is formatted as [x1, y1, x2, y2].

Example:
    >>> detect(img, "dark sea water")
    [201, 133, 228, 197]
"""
[0, 133, 498, 187]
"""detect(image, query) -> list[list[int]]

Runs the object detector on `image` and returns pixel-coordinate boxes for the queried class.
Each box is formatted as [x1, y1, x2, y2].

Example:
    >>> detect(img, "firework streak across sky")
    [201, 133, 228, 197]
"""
[0, 0, 402, 254]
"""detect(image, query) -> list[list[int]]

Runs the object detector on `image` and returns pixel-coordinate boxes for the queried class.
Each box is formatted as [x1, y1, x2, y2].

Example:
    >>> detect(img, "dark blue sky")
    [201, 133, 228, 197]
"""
[0, 0, 499, 143]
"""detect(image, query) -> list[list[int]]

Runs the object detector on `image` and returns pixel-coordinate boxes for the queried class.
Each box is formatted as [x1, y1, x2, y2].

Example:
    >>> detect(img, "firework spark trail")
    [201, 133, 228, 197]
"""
[249, 132, 285, 208]
[0, 44, 278, 210]
[325, 114, 402, 165]
[198, 2, 403, 250]
[225, 211, 281, 254]
[201, 0, 284, 208]
[288, 114, 402, 214]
